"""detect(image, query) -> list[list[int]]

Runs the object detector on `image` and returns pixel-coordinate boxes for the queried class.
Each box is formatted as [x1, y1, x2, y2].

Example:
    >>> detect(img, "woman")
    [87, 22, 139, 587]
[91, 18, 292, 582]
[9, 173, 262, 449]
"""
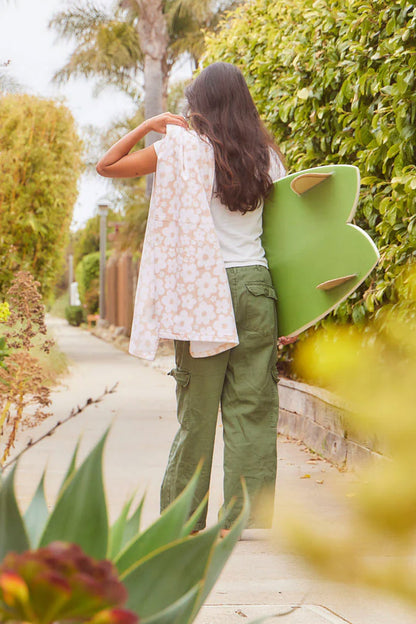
[96, 62, 289, 532]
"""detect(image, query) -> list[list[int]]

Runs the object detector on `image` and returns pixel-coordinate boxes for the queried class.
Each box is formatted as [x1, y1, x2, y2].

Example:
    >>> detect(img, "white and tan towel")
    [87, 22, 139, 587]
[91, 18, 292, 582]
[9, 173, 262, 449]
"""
[129, 125, 239, 360]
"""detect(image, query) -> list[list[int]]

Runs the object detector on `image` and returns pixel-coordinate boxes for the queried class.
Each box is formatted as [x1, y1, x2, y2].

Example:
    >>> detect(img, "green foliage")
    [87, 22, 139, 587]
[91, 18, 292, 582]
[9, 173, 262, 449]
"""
[65, 305, 84, 327]
[167, 79, 190, 114]
[0, 430, 249, 623]
[48, 291, 69, 320]
[49, 3, 143, 98]
[73, 216, 101, 266]
[0, 94, 83, 298]
[75, 251, 100, 314]
[0, 304, 10, 323]
[0, 338, 8, 368]
[0, 304, 10, 368]
[204, 0, 416, 323]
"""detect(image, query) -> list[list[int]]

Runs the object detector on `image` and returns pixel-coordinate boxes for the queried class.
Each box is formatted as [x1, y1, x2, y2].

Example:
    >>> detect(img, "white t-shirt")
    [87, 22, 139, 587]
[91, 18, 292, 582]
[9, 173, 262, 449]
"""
[153, 139, 286, 268]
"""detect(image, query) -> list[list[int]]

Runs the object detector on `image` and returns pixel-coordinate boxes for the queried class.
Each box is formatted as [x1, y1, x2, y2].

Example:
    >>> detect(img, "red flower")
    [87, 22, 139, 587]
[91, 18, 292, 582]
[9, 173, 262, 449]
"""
[0, 542, 138, 624]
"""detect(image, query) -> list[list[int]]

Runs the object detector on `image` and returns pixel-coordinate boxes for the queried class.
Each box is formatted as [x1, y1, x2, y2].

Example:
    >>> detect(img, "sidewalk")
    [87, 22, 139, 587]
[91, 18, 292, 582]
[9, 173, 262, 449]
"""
[14, 318, 416, 624]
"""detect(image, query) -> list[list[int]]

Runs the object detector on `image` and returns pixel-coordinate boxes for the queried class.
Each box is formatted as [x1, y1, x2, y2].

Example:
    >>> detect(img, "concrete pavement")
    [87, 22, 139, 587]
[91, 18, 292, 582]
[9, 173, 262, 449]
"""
[13, 318, 416, 624]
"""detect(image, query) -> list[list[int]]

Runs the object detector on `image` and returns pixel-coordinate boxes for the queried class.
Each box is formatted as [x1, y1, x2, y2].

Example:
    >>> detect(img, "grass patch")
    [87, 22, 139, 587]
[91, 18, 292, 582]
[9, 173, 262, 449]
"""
[48, 291, 70, 319]
[0, 325, 69, 387]
[36, 338, 69, 385]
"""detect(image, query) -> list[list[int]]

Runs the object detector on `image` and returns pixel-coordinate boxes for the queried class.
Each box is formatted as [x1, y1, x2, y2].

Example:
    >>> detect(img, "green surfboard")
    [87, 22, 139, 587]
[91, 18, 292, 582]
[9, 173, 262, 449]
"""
[262, 164, 379, 337]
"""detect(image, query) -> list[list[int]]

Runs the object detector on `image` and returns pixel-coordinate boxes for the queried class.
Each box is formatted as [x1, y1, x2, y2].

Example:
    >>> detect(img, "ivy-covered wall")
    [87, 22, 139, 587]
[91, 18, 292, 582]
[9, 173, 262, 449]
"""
[0, 95, 83, 298]
[204, 0, 416, 323]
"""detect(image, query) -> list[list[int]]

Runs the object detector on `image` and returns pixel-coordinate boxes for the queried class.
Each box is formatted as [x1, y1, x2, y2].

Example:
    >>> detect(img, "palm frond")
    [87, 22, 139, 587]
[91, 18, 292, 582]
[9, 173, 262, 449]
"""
[0, 62, 23, 94]
[164, 0, 214, 24]
[50, 4, 143, 93]
[49, 2, 112, 42]
[165, 0, 243, 65]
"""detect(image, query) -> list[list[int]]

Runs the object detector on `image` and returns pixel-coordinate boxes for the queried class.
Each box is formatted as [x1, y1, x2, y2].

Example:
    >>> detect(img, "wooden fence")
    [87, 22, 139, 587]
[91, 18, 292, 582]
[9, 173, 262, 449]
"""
[105, 252, 138, 336]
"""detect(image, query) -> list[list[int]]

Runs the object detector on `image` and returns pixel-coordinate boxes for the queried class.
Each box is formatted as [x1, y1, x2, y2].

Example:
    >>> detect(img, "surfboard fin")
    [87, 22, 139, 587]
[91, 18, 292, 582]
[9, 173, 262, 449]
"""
[290, 172, 333, 196]
[316, 274, 357, 291]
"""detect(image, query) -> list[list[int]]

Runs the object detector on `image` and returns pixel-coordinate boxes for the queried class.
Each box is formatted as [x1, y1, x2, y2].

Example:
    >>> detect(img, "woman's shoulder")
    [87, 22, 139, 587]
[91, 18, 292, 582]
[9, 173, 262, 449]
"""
[155, 125, 212, 157]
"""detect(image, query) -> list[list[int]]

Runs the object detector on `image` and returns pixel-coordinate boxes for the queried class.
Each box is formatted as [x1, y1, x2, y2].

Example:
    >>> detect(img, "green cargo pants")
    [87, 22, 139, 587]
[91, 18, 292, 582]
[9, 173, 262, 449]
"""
[160, 265, 279, 529]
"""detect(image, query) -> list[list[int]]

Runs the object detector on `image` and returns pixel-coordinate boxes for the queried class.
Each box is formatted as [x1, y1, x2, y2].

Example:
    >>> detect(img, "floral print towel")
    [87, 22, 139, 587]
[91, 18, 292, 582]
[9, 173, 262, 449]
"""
[129, 125, 239, 360]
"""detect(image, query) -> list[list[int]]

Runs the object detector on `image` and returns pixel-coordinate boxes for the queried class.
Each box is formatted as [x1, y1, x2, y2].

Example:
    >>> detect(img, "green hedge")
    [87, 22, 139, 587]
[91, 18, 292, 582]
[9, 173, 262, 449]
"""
[204, 0, 416, 324]
[75, 251, 100, 314]
[0, 95, 83, 298]
[65, 305, 84, 327]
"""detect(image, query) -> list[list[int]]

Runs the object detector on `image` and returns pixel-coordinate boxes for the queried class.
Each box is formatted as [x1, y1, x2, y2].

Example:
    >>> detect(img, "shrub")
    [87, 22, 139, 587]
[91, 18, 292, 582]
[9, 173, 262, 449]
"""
[204, 0, 416, 324]
[0, 272, 54, 464]
[65, 305, 84, 327]
[75, 252, 100, 314]
[0, 95, 83, 298]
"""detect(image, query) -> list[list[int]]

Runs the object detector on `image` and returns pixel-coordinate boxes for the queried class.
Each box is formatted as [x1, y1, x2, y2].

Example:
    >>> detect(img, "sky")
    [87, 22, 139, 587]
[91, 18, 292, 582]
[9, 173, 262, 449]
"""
[0, 0, 192, 229]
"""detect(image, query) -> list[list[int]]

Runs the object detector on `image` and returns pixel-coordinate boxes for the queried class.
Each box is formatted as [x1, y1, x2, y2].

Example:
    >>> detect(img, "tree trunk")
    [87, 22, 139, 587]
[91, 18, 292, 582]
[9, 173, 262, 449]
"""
[134, 0, 169, 195]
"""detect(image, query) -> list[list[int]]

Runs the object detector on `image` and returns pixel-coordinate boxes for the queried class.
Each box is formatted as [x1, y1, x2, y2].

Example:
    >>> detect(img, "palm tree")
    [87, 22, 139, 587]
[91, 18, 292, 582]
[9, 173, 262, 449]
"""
[50, 0, 241, 126]
[50, 0, 240, 192]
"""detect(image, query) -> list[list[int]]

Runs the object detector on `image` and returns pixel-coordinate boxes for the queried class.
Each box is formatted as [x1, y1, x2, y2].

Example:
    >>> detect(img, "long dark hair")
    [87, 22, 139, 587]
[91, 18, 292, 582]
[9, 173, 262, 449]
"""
[185, 62, 283, 214]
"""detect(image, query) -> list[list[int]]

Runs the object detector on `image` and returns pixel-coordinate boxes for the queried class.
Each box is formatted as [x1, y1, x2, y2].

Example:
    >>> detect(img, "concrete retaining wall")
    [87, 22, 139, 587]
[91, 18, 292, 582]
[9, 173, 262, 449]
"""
[278, 377, 385, 468]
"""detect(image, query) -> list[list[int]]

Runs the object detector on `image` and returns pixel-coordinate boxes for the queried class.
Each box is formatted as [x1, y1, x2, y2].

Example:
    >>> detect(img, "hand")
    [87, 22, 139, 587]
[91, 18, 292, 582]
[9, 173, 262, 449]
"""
[145, 112, 189, 134]
[278, 335, 298, 347]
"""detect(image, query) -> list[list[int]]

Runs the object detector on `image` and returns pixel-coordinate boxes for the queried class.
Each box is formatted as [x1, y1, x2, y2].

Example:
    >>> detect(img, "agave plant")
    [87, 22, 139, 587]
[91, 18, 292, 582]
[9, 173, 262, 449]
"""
[0, 429, 249, 623]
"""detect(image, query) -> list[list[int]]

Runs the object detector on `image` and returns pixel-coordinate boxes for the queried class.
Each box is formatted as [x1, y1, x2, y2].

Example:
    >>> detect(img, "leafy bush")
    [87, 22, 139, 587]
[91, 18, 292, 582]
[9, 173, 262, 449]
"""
[1, 430, 249, 624]
[75, 252, 100, 314]
[204, 0, 416, 324]
[74, 216, 101, 266]
[73, 208, 122, 267]
[65, 305, 84, 327]
[0, 95, 83, 298]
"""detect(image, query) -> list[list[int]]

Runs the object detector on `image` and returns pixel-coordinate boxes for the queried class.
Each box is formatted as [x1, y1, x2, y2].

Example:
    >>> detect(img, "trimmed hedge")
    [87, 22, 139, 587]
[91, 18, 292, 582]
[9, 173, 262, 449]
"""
[65, 305, 84, 327]
[75, 251, 100, 315]
[204, 0, 416, 324]
[0, 95, 83, 298]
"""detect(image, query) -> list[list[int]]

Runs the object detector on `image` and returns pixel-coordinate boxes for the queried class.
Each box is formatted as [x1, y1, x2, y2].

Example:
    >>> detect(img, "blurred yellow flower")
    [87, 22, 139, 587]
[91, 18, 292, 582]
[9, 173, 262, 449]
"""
[284, 265, 416, 607]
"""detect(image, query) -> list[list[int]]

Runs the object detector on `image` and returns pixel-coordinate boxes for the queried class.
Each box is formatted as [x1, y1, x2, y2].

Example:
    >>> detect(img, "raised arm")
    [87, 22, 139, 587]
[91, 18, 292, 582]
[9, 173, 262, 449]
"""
[96, 112, 188, 179]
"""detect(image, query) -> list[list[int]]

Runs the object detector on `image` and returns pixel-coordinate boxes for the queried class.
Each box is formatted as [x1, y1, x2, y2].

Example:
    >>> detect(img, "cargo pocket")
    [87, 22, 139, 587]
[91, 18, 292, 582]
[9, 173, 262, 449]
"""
[271, 365, 280, 384]
[168, 368, 190, 387]
[245, 283, 278, 336]
[168, 367, 191, 428]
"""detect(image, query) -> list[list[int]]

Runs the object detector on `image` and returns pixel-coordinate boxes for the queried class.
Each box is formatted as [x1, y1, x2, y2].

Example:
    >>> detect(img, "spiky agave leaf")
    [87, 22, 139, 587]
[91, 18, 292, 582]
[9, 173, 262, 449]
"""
[117, 494, 146, 554]
[24, 469, 48, 548]
[39, 430, 109, 559]
[139, 583, 202, 624]
[0, 464, 29, 560]
[121, 484, 249, 623]
[114, 464, 203, 575]
[121, 523, 222, 618]
[189, 482, 250, 619]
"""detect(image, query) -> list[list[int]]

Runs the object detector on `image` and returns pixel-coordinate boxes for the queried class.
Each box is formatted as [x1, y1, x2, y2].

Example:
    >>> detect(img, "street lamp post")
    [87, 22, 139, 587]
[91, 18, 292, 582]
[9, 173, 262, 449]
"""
[97, 198, 110, 321]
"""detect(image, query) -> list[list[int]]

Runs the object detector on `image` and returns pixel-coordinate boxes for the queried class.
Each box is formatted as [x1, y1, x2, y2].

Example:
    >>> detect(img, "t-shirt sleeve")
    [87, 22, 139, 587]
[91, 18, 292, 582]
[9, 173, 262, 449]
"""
[269, 148, 286, 181]
[152, 138, 165, 156]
